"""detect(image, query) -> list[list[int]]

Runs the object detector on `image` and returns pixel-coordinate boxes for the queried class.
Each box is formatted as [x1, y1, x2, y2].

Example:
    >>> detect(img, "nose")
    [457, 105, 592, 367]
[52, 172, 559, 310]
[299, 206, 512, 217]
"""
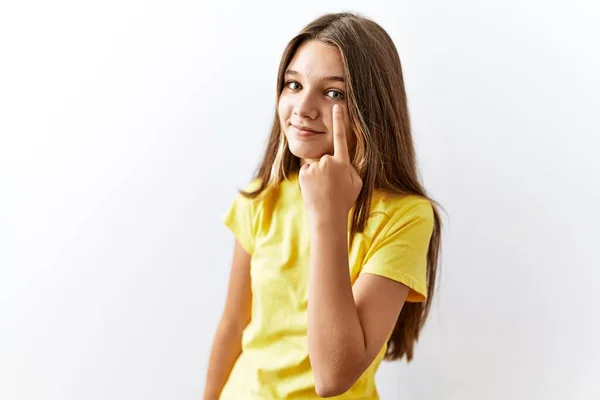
[293, 91, 319, 120]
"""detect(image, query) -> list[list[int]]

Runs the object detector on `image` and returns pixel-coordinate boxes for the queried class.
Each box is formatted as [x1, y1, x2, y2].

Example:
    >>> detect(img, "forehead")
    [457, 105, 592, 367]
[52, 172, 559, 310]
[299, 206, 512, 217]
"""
[287, 40, 344, 78]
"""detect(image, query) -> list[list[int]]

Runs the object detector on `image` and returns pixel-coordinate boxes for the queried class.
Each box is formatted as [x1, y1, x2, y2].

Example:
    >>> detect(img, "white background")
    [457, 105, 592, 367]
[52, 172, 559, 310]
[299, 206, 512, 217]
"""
[1, 1, 599, 399]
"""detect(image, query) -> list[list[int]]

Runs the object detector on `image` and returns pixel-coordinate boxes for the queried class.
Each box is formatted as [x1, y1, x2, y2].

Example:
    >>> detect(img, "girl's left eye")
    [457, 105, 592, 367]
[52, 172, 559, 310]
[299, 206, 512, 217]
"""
[326, 90, 345, 100]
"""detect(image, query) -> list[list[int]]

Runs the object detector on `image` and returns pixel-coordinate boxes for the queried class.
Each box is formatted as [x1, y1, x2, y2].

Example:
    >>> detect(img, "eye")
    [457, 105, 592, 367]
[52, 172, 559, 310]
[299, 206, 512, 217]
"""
[326, 89, 345, 100]
[285, 80, 301, 90]
[284, 80, 345, 100]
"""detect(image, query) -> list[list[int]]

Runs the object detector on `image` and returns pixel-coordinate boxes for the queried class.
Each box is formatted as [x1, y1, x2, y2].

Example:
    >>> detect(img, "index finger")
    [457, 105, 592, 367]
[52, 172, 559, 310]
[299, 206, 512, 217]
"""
[332, 104, 350, 162]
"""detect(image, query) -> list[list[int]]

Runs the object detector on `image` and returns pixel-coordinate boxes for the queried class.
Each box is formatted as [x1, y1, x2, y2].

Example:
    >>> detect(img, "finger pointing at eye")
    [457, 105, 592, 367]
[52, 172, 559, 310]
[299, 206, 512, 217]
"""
[332, 105, 349, 163]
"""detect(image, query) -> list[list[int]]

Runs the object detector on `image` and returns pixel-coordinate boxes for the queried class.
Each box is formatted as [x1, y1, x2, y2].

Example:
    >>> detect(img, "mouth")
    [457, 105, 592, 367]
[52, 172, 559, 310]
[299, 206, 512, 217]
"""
[291, 124, 325, 136]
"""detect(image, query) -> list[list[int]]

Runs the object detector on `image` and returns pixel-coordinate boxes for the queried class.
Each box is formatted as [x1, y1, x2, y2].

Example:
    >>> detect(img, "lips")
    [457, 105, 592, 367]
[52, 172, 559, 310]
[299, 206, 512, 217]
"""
[291, 124, 324, 134]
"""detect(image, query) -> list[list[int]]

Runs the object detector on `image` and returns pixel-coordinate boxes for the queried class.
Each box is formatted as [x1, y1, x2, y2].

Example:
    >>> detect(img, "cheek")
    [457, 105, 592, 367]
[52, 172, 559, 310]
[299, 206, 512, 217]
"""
[345, 111, 352, 131]
[277, 98, 291, 123]
[345, 116, 356, 147]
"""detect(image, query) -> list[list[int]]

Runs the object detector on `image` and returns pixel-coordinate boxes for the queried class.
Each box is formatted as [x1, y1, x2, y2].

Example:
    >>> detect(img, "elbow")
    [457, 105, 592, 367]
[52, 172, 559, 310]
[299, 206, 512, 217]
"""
[315, 385, 352, 398]
[309, 341, 366, 397]
[315, 380, 353, 398]
[313, 367, 362, 398]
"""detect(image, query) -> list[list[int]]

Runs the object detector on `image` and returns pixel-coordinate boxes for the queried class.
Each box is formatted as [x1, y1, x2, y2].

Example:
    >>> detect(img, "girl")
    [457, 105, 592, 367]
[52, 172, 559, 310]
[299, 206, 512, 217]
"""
[203, 12, 442, 400]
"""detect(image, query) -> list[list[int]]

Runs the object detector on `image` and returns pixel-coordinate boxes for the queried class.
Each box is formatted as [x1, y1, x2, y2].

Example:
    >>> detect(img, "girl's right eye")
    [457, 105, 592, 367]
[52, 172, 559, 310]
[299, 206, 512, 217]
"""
[285, 81, 301, 90]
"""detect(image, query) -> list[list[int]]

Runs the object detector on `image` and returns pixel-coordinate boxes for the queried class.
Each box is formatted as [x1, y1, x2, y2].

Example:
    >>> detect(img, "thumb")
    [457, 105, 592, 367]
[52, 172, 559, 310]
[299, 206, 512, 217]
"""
[299, 163, 310, 176]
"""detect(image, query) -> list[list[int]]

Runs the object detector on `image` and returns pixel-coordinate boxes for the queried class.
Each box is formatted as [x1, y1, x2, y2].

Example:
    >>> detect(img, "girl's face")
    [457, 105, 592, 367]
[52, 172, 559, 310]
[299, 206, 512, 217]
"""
[278, 40, 354, 165]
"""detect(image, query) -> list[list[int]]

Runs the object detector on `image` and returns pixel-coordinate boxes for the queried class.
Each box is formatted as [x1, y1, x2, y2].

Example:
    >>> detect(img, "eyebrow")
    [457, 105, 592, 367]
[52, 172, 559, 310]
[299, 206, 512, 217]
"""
[284, 69, 345, 83]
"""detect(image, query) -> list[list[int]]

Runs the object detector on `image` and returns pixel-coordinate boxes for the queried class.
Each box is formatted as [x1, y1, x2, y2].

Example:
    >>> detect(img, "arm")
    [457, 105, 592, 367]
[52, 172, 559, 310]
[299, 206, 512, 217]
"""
[203, 240, 252, 400]
[307, 217, 409, 397]
[299, 105, 413, 397]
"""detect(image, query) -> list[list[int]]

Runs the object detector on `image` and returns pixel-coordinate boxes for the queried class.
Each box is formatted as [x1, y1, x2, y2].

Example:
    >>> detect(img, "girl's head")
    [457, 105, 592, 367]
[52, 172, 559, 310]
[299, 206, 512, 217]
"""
[268, 11, 417, 191]
[277, 40, 354, 165]
[247, 12, 442, 363]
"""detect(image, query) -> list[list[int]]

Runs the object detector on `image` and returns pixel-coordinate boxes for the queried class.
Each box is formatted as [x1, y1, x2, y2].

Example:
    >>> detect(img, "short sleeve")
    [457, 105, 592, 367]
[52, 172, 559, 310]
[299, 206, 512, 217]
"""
[360, 201, 434, 302]
[221, 179, 262, 255]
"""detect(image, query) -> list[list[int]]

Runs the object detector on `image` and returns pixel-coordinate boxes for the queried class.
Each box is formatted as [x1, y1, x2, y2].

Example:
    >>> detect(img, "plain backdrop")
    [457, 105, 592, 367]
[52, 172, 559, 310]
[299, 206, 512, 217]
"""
[1, 1, 599, 399]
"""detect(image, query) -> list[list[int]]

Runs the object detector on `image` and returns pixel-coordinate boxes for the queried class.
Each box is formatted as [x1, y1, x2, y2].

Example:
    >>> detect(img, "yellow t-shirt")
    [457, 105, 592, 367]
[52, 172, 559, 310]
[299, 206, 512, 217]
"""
[219, 172, 434, 399]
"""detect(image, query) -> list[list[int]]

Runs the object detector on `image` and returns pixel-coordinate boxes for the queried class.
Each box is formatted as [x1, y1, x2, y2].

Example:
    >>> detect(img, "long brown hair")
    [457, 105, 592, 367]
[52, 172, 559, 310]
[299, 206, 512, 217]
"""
[241, 12, 443, 362]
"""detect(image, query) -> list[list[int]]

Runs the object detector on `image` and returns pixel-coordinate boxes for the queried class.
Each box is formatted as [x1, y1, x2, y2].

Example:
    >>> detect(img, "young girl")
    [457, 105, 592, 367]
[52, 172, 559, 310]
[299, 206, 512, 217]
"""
[203, 12, 442, 400]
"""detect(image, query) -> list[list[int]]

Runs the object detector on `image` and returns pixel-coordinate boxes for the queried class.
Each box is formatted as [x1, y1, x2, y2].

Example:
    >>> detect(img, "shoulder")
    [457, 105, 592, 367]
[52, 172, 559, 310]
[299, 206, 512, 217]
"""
[242, 177, 263, 192]
[233, 176, 286, 219]
[360, 192, 435, 243]
[370, 192, 433, 224]
[233, 177, 269, 206]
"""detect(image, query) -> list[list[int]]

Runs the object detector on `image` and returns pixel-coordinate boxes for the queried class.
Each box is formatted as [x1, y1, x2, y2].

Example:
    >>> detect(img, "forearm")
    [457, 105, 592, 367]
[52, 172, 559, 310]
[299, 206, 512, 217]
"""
[203, 320, 244, 400]
[307, 216, 367, 393]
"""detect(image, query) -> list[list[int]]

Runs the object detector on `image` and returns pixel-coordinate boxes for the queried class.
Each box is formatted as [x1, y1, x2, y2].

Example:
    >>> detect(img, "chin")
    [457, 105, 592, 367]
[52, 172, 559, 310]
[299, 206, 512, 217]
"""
[287, 142, 329, 160]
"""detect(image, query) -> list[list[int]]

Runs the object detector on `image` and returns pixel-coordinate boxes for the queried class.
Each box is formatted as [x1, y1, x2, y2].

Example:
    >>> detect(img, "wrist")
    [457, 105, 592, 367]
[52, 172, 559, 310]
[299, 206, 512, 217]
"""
[309, 212, 348, 234]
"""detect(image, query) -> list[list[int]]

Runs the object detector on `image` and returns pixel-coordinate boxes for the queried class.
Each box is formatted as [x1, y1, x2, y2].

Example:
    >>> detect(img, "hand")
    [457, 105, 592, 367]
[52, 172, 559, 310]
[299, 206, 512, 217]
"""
[299, 104, 363, 225]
